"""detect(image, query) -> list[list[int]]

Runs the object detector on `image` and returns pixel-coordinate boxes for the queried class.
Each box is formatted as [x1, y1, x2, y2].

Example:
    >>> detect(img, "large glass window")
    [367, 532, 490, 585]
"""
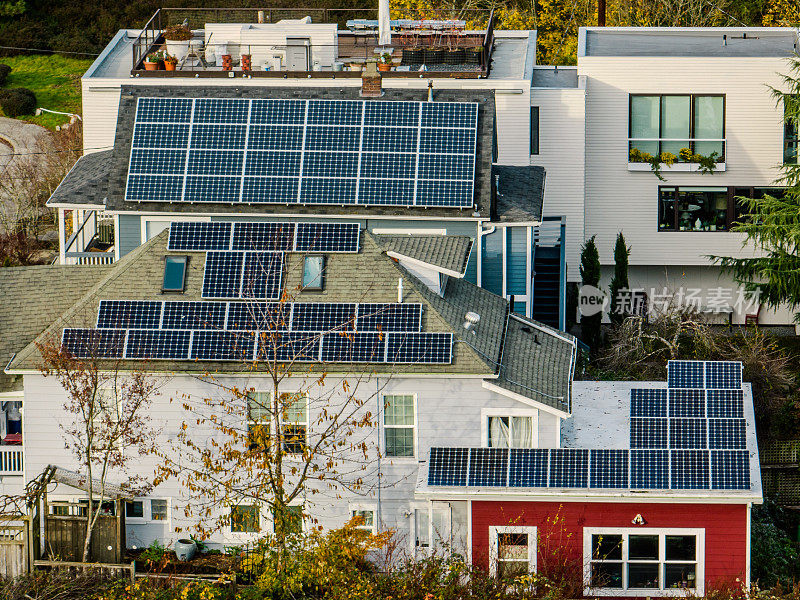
[246, 392, 307, 454]
[384, 394, 415, 458]
[785, 95, 798, 164]
[659, 186, 785, 232]
[630, 95, 725, 161]
[588, 530, 700, 593]
[490, 526, 537, 578]
[487, 415, 535, 448]
[231, 505, 259, 533]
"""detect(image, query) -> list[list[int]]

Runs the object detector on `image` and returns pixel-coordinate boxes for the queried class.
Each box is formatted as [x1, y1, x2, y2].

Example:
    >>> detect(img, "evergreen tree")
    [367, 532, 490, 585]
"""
[580, 235, 602, 350]
[712, 57, 800, 322]
[609, 232, 630, 324]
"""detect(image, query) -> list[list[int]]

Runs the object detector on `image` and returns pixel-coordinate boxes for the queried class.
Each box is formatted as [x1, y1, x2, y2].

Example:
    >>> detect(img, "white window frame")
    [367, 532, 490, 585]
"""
[583, 527, 705, 597]
[382, 393, 417, 461]
[271, 502, 306, 535]
[348, 502, 377, 533]
[489, 525, 538, 577]
[229, 503, 263, 536]
[125, 497, 171, 524]
[246, 391, 309, 456]
[481, 408, 539, 448]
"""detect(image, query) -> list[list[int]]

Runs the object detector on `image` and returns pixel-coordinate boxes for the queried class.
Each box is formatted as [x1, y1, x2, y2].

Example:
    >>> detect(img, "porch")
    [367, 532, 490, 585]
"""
[57, 208, 115, 266]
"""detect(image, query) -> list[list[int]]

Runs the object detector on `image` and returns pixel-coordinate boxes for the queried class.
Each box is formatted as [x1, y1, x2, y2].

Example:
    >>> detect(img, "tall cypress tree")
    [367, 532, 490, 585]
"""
[711, 57, 800, 322]
[609, 232, 630, 324]
[580, 236, 602, 350]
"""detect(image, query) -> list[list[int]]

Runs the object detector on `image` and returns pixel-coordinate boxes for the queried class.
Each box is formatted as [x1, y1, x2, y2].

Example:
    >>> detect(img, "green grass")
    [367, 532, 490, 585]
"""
[0, 54, 94, 129]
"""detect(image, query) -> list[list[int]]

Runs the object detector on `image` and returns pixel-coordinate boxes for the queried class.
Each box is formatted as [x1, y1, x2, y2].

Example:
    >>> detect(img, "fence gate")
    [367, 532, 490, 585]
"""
[0, 516, 30, 578]
[44, 501, 125, 563]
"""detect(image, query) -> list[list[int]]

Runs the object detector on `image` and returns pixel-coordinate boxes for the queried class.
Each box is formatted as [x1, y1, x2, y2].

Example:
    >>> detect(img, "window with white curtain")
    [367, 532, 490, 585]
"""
[487, 415, 535, 448]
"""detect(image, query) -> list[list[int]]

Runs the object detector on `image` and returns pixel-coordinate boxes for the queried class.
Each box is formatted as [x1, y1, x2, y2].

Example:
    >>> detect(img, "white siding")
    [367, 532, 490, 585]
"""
[81, 81, 124, 153]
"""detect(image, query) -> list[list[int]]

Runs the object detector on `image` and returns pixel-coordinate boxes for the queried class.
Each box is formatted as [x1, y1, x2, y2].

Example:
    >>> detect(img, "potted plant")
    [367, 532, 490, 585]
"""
[378, 52, 392, 72]
[164, 54, 178, 71]
[143, 52, 162, 71]
[163, 24, 193, 63]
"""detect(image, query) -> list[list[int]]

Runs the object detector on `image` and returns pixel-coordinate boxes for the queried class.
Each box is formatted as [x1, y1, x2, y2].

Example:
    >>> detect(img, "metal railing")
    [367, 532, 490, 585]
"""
[63, 252, 114, 265]
[0, 447, 23, 475]
[628, 138, 727, 162]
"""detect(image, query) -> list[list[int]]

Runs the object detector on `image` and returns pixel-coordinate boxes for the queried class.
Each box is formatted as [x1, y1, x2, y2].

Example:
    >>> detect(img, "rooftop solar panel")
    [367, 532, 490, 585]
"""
[669, 418, 708, 449]
[706, 389, 745, 418]
[549, 449, 589, 487]
[232, 222, 295, 251]
[61, 328, 126, 359]
[387, 332, 452, 364]
[630, 389, 667, 417]
[168, 222, 232, 251]
[590, 449, 629, 488]
[161, 301, 227, 330]
[468, 448, 509, 487]
[126, 98, 477, 208]
[292, 303, 356, 332]
[427, 447, 469, 486]
[321, 332, 386, 363]
[705, 361, 743, 389]
[508, 448, 549, 487]
[630, 449, 669, 489]
[125, 329, 191, 360]
[630, 418, 668, 449]
[258, 331, 321, 362]
[295, 223, 360, 253]
[668, 389, 705, 417]
[201, 251, 244, 299]
[668, 360, 705, 388]
[711, 450, 751, 490]
[670, 449, 710, 489]
[191, 330, 255, 361]
[97, 300, 162, 329]
[227, 302, 288, 330]
[356, 303, 423, 332]
[708, 419, 747, 450]
[241, 252, 284, 300]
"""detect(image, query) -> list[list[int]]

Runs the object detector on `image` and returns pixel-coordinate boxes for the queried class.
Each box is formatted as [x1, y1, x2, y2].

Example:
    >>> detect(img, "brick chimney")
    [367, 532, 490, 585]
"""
[361, 61, 383, 98]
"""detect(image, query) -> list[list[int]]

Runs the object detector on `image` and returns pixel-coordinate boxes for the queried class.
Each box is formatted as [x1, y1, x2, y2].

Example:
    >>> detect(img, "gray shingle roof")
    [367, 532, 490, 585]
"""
[103, 85, 496, 219]
[0, 264, 112, 392]
[375, 234, 473, 276]
[46, 151, 113, 208]
[493, 165, 545, 223]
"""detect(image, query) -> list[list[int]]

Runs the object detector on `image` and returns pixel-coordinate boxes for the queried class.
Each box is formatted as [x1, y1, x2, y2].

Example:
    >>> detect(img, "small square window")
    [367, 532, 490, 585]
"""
[231, 505, 260, 533]
[125, 501, 144, 519]
[151, 499, 168, 521]
[163, 256, 188, 292]
[302, 255, 325, 291]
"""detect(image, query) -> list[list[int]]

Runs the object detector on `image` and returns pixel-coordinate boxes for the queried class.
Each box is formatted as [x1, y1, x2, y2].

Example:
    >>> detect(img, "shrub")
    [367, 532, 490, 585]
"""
[164, 24, 193, 41]
[0, 87, 37, 117]
[0, 63, 10, 86]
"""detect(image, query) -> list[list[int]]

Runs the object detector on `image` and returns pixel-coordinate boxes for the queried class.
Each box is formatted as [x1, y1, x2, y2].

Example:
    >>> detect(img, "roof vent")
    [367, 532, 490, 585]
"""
[463, 311, 480, 334]
[427, 79, 434, 102]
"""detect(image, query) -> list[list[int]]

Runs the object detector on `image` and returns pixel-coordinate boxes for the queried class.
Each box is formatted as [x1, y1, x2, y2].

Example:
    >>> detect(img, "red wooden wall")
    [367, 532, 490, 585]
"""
[471, 501, 748, 589]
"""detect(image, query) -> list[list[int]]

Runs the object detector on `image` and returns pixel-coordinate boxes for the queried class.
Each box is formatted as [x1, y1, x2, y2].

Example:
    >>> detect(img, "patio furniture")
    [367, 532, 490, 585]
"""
[745, 304, 762, 326]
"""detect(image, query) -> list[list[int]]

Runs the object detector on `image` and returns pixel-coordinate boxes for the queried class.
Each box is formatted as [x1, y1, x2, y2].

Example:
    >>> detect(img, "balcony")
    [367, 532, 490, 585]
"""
[59, 209, 115, 266]
[0, 447, 23, 475]
[130, 8, 495, 79]
[628, 138, 727, 173]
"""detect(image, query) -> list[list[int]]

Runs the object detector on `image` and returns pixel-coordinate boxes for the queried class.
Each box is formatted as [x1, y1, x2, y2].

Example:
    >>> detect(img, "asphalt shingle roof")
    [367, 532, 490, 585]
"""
[0, 264, 112, 392]
[46, 151, 113, 208]
[493, 165, 545, 223]
[375, 235, 473, 276]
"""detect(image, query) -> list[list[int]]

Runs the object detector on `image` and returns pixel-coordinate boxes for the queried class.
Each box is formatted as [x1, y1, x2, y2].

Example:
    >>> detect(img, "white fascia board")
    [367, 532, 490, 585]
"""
[482, 379, 571, 419]
[106, 209, 484, 222]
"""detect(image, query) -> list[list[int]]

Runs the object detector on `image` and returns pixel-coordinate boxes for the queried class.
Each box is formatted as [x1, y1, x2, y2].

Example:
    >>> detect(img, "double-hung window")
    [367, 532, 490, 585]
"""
[384, 394, 415, 458]
[485, 410, 536, 448]
[785, 94, 799, 164]
[246, 392, 307, 454]
[350, 506, 376, 533]
[629, 95, 725, 161]
[586, 528, 703, 596]
[490, 526, 537, 577]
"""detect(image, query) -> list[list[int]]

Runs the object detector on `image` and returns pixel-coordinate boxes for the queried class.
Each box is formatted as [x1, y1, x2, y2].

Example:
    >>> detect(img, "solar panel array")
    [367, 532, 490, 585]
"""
[426, 360, 751, 492]
[168, 222, 361, 253]
[126, 98, 479, 208]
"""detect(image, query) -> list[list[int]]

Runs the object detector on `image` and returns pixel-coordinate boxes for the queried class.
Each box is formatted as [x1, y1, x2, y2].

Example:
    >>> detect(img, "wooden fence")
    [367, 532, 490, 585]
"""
[44, 501, 125, 564]
[0, 516, 30, 578]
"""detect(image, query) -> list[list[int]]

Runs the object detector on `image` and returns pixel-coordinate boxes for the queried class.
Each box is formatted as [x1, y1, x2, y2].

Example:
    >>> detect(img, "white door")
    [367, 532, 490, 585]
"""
[286, 40, 309, 71]
[431, 501, 452, 552]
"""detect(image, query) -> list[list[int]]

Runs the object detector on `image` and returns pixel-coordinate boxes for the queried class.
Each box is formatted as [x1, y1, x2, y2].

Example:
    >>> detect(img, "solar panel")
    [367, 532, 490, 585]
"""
[630, 450, 669, 489]
[227, 302, 288, 330]
[295, 223, 360, 253]
[258, 331, 321, 362]
[125, 330, 190, 359]
[191, 330, 255, 361]
[232, 222, 295, 251]
[427, 447, 469, 486]
[356, 303, 423, 332]
[292, 303, 356, 332]
[202, 252, 244, 299]
[630, 418, 667, 449]
[549, 449, 589, 487]
[668, 389, 705, 417]
[321, 332, 386, 363]
[706, 389, 745, 418]
[61, 328, 126, 359]
[126, 98, 477, 208]
[590, 449, 629, 488]
[668, 360, 705, 388]
[708, 419, 747, 449]
[669, 418, 708, 449]
[705, 361, 743, 389]
[161, 301, 227, 330]
[508, 448, 549, 487]
[468, 448, 509, 487]
[97, 300, 162, 329]
[711, 450, 751, 490]
[630, 389, 667, 417]
[386, 332, 452, 364]
[241, 252, 284, 299]
[670, 449, 710, 489]
[168, 222, 232, 251]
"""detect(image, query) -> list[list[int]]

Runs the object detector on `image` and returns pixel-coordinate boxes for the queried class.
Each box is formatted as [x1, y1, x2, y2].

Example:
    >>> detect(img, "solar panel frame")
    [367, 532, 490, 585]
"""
[427, 447, 469, 486]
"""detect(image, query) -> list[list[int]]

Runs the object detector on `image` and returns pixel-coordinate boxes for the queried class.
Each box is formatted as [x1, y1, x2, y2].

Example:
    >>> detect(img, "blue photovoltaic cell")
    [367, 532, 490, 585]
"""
[97, 300, 162, 329]
[248, 125, 304, 149]
[300, 178, 357, 204]
[705, 361, 743, 389]
[125, 330, 191, 359]
[421, 102, 478, 128]
[708, 419, 747, 449]
[711, 450, 751, 490]
[590, 449, 629, 488]
[245, 151, 301, 177]
[61, 328, 126, 359]
[242, 177, 299, 203]
[295, 223, 360, 252]
[359, 179, 416, 205]
[321, 332, 385, 362]
[184, 176, 241, 203]
[129, 149, 186, 174]
[364, 101, 419, 126]
[292, 303, 356, 332]
[132, 123, 189, 148]
[360, 153, 416, 179]
[417, 154, 474, 180]
[630, 389, 667, 417]
[303, 152, 359, 178]
[227, 302, 288, 330]
[549, 449, 589, 487]
[468, 448, 509, 487]
[356, 303, 422, 332]
[419, 129, 476, 154]
[630, 418, 668, 449]
[428, 447, 469, 486]
[307, 99, 363, 125]
[671, 449, 710, 489]
[161, 301, 227, 330]
[669, 418, 708, 449]
[669, 389, 705, 417]
[190, 124, 247, 149]
[168, 222, 232, 251]
[630, 449, 669, 489]
[126, 175, 183, 202]
[250, 99, 306, 124]
[416, 180, 472, 207]
[508, 448, 549, 487]
[187, 150, 243, 175]
[135, 97, 193, 123]
[191, 330, 255, 361]
[668, 360, 705, 388]
[387, 332, 452, 364]
[194, 98, 249, 123]
[202, 252, 244, 299]
[241, 252, 284, 300]
[362, 127, 418, 151]
[706, 389, 745, 418]
[258, 331, 320, 362]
